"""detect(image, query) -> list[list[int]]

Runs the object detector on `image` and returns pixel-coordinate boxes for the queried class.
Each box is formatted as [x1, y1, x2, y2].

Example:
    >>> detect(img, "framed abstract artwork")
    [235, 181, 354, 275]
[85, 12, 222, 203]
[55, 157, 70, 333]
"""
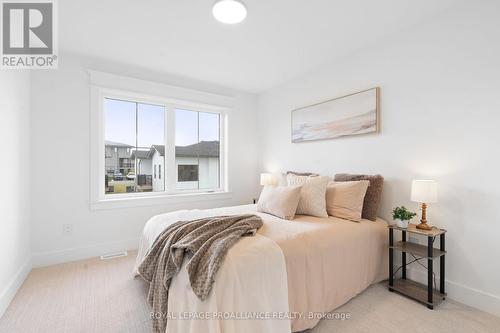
[291, 87, 379, 143]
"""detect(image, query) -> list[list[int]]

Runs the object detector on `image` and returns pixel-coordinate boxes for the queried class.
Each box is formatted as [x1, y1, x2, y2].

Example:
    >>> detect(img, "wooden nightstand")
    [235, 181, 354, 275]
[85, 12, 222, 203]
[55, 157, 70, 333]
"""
[388, 223, 447, 309]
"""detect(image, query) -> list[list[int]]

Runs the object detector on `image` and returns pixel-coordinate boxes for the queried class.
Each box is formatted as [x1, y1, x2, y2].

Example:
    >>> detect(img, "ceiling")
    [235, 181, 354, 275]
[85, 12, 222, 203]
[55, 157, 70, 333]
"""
[60, 0, 457, 93]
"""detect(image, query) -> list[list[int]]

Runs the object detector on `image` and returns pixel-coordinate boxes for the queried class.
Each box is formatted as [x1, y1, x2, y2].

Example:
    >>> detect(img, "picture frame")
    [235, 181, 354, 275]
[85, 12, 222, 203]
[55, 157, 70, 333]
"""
[291, 87, 380, 143]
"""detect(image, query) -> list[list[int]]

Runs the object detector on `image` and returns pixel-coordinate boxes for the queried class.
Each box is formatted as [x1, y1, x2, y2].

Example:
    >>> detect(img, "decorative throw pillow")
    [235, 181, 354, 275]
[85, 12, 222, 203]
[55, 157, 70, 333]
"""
[326, 181, 370, 222]
[277, 171, 318, 186]
[286, 171, 319, 176]
[333, 174, 384, 221]
[286, 174, 329, 218]
[257, 185, 302, 220]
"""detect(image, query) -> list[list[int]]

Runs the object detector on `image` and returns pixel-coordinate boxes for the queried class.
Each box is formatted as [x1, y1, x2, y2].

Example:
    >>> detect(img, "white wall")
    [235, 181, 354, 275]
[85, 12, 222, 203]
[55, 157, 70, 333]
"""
[258, 1, 500, 315]
[0, 72, 32, 317]
[152, 150, 165, 192]
[30, 53, 260, 267]
[137, 158, 152, 176]
[199, 157, 219, 190]
[175, 156, 219, 190]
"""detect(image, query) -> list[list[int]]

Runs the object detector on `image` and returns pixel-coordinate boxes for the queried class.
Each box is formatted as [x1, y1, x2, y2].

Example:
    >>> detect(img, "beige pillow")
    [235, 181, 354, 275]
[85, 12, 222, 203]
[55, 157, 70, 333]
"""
[257, 185, 302, 220]
[334, 174, 384, 221]
[286, 174, 329, 217]
[326, 180, 370, 222]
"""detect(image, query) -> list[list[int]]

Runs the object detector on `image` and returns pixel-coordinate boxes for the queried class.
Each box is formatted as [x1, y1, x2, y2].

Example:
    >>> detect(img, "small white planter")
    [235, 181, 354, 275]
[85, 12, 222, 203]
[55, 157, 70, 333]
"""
[396, 219, 410, 229]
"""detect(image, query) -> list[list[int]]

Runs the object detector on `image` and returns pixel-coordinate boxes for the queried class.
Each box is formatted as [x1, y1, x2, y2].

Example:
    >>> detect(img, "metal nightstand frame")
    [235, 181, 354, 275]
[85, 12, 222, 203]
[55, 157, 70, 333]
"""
[388, 224, 447, 309]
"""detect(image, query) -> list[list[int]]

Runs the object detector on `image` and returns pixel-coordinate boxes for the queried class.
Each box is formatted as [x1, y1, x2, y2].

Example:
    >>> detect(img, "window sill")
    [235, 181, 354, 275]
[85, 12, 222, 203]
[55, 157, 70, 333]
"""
[89, 191, 233, 211]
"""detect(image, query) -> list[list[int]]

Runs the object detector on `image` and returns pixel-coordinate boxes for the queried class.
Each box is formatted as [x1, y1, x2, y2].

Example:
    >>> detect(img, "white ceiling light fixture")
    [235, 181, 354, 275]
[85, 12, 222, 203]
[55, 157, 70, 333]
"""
[212, 0, 247, 24]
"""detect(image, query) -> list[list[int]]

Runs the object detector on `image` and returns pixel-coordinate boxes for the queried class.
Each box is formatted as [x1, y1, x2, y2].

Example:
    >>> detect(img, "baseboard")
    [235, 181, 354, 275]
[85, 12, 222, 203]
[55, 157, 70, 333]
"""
[32, 238, 140, 268]
[406, 267, 500, 317]
[0, 258, 32, 318]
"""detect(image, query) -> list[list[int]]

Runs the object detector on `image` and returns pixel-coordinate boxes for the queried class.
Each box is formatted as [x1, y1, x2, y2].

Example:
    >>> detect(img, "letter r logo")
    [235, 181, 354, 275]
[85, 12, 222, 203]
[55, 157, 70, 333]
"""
[2, 2, 53, 54]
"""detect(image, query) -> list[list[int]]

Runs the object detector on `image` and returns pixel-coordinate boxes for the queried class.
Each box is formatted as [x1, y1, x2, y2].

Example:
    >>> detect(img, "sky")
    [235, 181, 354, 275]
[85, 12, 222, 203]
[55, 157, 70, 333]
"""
[104, 98, 219, 148]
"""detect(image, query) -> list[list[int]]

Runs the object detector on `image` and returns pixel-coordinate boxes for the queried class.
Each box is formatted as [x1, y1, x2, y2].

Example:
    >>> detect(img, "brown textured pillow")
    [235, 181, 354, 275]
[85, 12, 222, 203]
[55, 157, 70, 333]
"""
[286, 171, 319, 176]
[279, 171, 319, 186]
[333, 174, 384, 221]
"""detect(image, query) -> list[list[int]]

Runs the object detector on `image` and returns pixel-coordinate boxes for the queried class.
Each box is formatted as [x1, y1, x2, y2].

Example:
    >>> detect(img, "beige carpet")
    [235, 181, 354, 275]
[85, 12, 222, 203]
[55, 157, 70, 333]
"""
[1, 251, 499, 333]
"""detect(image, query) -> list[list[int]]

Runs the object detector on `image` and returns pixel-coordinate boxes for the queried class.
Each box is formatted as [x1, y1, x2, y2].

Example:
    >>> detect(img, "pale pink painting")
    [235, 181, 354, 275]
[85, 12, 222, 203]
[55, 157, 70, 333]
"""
[291, 88, 379, 143]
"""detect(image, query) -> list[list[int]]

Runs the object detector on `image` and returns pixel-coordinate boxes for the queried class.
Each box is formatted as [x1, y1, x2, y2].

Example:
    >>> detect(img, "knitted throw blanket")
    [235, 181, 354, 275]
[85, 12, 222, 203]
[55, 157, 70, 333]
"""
[138, 214, 263, 333]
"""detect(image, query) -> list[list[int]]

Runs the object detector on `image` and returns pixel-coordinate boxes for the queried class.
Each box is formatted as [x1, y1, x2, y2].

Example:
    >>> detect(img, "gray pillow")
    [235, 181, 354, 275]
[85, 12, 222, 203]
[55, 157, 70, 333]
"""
[286, 171, 319, 176]
[278, 171, 318, 186]
[333, 174, 384, 221]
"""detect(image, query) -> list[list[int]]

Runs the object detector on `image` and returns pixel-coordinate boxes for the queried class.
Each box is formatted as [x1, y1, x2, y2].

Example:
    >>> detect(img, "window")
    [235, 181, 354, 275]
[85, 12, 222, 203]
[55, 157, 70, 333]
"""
[104, 98, 165, 194]
[175, 109, 220, 191]
[99, 90, 225, 200]
[178, 165, 199, 182]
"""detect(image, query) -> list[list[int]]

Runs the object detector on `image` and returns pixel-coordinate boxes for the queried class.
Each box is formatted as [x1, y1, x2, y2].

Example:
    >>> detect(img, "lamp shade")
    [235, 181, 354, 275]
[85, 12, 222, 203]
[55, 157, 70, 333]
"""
[411, 180, 438, 203]
[260, 173, 277, 186]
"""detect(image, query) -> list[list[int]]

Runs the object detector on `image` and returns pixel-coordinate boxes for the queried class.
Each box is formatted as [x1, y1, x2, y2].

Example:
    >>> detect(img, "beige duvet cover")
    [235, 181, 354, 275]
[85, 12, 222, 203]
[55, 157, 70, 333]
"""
[255, 211, 389, 331]
[185, 205, 389, 332]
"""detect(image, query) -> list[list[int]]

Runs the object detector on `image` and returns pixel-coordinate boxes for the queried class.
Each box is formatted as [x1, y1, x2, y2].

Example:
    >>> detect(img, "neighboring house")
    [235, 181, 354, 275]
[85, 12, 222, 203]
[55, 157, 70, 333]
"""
[132, 141, 220, 192]
[105, 140, 219, 193]
[175, 141, 220, 191]
[130, 149, 153, 192]
[131, 149, 152, 175]
[104, 140, 134, 175]
[150, 145, 165, 192]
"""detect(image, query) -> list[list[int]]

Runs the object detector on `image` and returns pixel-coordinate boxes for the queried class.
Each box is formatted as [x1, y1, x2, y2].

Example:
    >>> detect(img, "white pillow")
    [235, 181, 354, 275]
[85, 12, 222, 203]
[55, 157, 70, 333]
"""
[257, 185, 302, 220]
[326, 180, 370, 222]
[286, 174, 329, 217]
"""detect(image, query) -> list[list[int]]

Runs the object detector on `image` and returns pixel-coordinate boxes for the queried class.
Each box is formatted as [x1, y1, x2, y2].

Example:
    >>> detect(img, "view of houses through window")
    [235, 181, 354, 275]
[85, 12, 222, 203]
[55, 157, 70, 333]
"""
[104, 98, 165, 194]
[175, 109, 220, 191]
[104, 98, 221, 195]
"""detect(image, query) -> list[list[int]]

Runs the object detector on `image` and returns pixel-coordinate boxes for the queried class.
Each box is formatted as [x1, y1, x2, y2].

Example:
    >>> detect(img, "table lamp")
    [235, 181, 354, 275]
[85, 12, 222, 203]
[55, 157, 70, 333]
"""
[260, 173, 278, 186]
[411, 180, 438, 230]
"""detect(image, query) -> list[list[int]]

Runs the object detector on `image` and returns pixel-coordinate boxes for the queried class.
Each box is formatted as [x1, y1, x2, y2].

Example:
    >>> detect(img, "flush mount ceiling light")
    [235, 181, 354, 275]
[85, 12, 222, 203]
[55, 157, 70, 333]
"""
[212, 0, 247, 24]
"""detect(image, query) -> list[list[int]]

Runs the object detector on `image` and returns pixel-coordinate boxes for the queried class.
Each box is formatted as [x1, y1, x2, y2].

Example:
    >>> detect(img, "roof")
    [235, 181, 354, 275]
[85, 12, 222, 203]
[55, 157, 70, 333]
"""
[133, 141, 220, 159]
[130, 150, 150, 159]
[105, 140, 133, 148]
[152, 145, 165, 157]
[125, 141, 220, 159]
[176, 141, 220, 158]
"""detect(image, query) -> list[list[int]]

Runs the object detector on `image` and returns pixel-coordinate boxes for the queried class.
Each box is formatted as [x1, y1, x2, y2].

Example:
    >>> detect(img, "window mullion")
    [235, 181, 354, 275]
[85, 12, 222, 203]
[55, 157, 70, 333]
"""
[165, 106, 176, 193]
[197, 111, 200, 190]
[220, 113, 226, 192]
[135, 102, 138, 192]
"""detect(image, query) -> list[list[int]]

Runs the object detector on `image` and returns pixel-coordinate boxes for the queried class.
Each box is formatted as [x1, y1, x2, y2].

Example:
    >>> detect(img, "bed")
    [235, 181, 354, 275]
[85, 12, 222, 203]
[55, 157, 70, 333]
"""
[134, 204, 389, 333]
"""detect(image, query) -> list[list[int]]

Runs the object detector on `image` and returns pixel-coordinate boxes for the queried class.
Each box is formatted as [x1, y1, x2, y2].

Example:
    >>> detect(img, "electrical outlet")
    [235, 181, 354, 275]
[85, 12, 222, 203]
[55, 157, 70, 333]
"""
[62, 224, 74, 236]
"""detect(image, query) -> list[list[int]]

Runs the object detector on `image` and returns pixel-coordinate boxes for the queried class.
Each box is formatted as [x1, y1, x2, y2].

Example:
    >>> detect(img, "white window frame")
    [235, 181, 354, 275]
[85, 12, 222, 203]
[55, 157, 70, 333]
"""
[89, 72, 231, 210]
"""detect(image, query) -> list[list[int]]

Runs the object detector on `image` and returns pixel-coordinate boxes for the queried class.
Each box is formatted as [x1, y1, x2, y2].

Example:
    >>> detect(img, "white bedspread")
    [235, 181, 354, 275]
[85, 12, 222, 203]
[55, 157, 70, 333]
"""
[134, 207, 291, 333]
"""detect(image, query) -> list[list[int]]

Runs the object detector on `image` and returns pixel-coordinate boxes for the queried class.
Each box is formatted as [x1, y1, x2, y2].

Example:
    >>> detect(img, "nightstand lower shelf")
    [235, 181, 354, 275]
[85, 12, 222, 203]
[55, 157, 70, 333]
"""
[389, 279, 446, 308]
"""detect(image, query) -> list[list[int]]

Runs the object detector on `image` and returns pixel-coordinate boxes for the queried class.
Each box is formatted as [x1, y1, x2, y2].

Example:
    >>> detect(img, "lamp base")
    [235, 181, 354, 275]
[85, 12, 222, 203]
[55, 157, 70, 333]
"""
[416, 202, 432, 230]
[416, 222, 432, 230]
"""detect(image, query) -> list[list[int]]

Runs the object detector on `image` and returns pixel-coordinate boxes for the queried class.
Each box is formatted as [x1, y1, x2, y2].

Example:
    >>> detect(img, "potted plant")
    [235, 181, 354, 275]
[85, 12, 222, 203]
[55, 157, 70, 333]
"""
[392, 206, 417, 229]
